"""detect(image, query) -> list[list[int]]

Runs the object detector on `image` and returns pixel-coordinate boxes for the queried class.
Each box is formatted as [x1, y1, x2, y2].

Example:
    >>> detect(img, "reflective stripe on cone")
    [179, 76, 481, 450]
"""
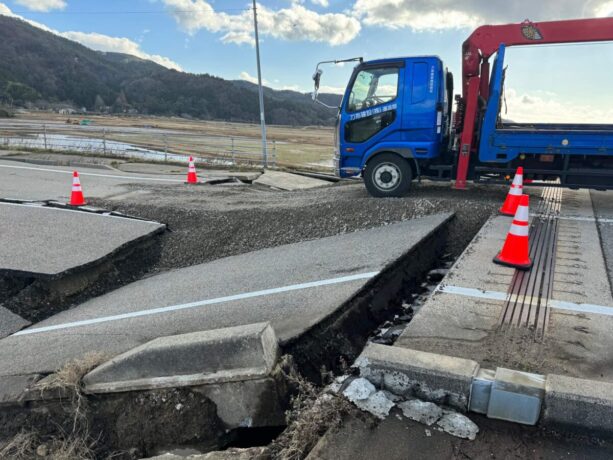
[494, 194, 533, 270]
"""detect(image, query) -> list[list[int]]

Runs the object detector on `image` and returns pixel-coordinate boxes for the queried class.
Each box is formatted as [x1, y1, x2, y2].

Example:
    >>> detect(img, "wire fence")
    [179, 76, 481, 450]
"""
[0, 122, 335, 172]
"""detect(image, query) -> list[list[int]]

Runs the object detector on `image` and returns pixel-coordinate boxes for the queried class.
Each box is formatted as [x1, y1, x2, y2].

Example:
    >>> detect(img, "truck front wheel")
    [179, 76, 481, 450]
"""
[364, 153, 413, 197]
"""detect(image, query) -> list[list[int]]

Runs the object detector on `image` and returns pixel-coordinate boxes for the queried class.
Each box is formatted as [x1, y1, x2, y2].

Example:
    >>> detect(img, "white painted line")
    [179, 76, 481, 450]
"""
[437, 284, 613, 317]
[531, 214, 613, 224]
[0, 201, 164, 225]
[13, 271, 380, 336]
[0, 163, 185, 183]
[436, 285, 510, 302]
[549, 299, 613, 316]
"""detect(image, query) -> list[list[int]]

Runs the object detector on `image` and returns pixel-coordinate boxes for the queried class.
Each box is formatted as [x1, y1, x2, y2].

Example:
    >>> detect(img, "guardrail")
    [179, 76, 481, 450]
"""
[0, 123, 334, 172]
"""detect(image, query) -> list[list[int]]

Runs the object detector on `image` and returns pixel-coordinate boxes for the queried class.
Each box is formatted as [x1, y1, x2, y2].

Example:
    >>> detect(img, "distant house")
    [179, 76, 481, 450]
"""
[58, 107, 76, 115]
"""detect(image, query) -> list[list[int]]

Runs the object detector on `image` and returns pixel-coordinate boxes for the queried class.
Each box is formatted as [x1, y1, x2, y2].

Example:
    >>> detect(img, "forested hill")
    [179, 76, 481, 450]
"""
[0, 15, 342, 125]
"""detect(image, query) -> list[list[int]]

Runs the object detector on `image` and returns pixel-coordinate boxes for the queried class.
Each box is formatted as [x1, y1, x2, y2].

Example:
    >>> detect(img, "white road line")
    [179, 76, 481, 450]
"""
[0, 163, 185, 183]
[12, 271, 380, 336]
[437, 284, 613, 317]
[0, 201, 164, 225]
[531, 213, 613, 224]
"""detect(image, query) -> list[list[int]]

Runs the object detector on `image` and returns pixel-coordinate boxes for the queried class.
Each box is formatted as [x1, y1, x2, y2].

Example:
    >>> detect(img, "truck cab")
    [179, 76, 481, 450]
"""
[336, 56, 452, 196]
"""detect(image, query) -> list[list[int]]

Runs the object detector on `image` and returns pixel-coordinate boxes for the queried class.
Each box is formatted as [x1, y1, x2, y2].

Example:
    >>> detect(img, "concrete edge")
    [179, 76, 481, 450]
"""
[354, 344, 613, 434]
[0, 155, 116, 170]
[281, 212, 455, 381]
[283, 212, 455, 348]
[82, 322, 280, 395]
[355, 343, 479, 411]
[84, 366, 270, 394]
[0, 207, 166, 281]
[543, 373, 613, 435]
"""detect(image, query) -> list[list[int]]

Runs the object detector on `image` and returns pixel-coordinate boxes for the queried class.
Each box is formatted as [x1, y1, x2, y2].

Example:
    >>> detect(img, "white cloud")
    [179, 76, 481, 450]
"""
[60, 31, 182, 70]
[162, 0, 360, 46]
[0, 3, 182, 70]
[505, 88, 613, 124]
[14, 0, 66, 12]
[594, 0, 613, 16]
[352, 0, 613, 32]
[239, 71, 269, 85]
[310, 0, 329, 7]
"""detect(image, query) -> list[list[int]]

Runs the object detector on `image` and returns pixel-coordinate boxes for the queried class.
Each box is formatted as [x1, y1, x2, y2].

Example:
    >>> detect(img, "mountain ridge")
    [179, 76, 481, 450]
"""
[0, 15, 342, 125]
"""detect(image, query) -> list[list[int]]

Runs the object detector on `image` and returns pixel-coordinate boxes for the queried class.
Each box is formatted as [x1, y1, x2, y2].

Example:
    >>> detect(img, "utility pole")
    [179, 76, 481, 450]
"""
[252, 0, 268, 168]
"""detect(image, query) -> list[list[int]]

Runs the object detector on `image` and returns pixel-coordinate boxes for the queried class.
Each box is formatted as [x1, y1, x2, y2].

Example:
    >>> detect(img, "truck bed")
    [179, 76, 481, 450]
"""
[499, 122, 613, 133]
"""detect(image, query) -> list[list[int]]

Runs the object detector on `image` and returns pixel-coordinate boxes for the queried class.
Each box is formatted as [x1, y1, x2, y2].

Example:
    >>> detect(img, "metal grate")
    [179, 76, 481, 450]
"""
[499, 187, 563, 341]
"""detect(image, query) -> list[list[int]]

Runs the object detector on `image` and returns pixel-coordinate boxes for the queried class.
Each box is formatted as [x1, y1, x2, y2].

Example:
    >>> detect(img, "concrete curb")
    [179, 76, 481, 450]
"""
[543, 374, 613, 435]
[355, 343, 479, 411]
[356, 344, 613, 434]
[83, 322, 279, 394]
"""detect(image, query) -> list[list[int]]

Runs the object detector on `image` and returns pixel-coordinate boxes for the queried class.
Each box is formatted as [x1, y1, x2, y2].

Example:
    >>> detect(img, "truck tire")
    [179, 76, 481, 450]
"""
[364, 153, 413, 197]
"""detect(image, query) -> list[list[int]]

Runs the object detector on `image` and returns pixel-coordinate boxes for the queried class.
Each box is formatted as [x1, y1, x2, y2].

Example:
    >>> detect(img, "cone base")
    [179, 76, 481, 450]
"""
[499, 208, 516, 217]
[493, 253, 533, 271]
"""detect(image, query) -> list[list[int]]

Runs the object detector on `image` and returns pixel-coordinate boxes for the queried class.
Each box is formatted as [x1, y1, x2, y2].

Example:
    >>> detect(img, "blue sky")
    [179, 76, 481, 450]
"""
[2, 0, 613, 122]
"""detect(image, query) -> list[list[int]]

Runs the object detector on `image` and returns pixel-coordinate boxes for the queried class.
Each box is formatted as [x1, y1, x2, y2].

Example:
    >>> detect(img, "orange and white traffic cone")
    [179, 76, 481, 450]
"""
[186, 156, 198, 184]
[69, 170, 86, 206]
[499, 167, 524, 216]
[493, 194, 533, 270]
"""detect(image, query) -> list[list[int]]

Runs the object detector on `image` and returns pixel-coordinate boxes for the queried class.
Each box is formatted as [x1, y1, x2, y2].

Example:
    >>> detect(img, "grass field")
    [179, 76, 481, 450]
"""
[9, 112, 336, 171]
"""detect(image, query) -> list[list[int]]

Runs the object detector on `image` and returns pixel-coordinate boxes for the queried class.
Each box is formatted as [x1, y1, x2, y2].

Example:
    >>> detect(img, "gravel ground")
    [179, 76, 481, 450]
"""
[92, 180, 510, 274]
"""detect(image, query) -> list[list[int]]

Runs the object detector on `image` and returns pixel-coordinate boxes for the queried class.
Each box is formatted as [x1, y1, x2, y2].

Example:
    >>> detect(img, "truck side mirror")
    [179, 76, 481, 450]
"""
[313, 69, 323, 94]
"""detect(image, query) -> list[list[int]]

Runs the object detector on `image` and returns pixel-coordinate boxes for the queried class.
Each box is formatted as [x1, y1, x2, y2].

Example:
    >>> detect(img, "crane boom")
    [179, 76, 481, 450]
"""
[455, 17, 613, 189]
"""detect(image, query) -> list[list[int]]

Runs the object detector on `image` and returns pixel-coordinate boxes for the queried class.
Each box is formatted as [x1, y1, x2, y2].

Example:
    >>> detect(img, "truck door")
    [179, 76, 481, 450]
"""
[339, 63, 404, 171]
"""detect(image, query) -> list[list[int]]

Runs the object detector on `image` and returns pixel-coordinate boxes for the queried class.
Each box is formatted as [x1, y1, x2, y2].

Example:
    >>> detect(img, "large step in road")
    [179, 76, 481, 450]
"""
[0, 202, 165, 336]
[0, 213, 452, 384]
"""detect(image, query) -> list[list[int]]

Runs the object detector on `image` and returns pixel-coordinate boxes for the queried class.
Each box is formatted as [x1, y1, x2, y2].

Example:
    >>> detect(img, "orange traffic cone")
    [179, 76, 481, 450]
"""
[186, 156, 198, 184]
[499, 167, 524, 216]
[494, 194, 532, 270]
[69, 171, 86, 206]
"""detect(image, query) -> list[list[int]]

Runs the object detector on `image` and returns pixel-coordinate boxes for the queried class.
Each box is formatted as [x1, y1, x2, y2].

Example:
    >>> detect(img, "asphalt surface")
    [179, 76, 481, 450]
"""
[0, 202, 164, 277]
[591, 190, 613, 289]
[0, 158, 189, 202]
[0, 213, 451, 377]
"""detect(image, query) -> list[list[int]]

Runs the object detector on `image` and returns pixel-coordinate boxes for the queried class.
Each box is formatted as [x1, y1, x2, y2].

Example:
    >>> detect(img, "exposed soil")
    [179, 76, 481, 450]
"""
[92, 181, 507, 274]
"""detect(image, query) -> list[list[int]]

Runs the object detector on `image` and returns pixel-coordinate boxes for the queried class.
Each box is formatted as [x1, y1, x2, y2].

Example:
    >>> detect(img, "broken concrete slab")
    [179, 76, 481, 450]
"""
[0, 306, 29, 339]
[543, 374, 613, 435]
[398, 399, 443, 426]
[0, 213, 452, 379]
[436, 412, 479, 441]
[254, 170, 330, 190]
[0, 374, 41, 406]
[0, 202, 165, 279]
[83, 322, 279, 393]
[355, 343, 480, 410]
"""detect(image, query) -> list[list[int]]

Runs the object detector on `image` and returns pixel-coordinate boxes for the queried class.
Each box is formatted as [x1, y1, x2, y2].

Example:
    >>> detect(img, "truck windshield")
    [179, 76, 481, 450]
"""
[347, 67, 399, 113]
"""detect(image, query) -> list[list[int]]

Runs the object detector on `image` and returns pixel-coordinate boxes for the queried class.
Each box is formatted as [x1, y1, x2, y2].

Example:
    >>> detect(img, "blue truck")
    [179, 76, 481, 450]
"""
[312, 18, 613, 197]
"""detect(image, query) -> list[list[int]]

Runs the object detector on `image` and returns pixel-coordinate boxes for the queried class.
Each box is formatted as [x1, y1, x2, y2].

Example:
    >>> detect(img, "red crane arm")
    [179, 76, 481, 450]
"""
[462, 17, 613, 96]
[454, 17, 613, 190]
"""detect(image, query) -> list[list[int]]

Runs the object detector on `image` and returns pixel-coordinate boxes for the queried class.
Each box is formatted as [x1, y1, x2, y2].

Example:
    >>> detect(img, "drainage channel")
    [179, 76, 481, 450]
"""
[499, 187, 562, 340]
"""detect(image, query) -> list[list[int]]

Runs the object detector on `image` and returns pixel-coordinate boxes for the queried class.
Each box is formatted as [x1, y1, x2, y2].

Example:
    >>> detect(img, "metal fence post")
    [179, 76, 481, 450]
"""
[43, 124, 48, 150]
[102, 128, 107, 155]
[231, 137, 235, 165]
[163, 134, 168, 162]
[272, 140, 277, 168]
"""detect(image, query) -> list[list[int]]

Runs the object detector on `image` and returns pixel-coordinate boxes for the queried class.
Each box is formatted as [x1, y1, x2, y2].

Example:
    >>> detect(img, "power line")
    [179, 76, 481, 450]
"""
[8, 8, 252, 15]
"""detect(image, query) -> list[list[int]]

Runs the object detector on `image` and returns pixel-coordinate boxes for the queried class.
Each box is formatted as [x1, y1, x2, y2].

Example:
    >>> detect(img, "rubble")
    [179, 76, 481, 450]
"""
[436, 412, 479, 441]
[398, 399, 443, 426]
[342, 378, 396, 420]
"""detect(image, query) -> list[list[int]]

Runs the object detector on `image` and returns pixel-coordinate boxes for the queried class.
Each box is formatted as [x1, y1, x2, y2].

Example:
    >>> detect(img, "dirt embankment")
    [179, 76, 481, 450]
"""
[92, 181, 507, 274]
